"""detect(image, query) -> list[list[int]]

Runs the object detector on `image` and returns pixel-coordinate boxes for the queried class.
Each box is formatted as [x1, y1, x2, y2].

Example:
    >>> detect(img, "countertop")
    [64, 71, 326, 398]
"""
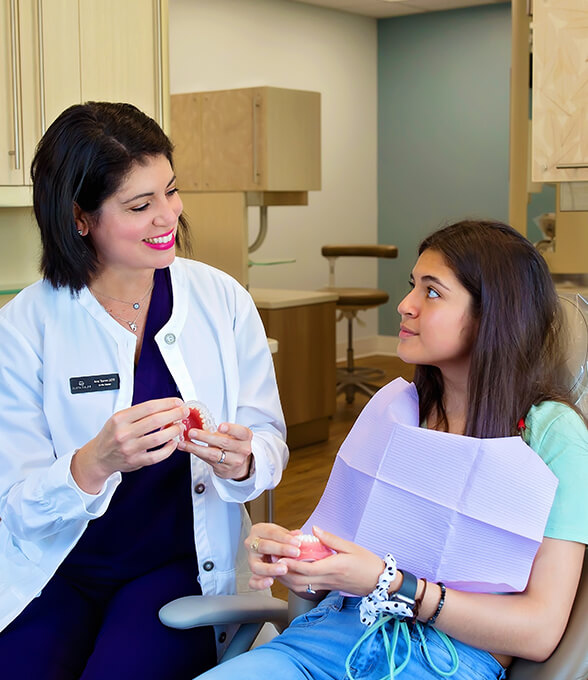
[250, 287, 339, 310]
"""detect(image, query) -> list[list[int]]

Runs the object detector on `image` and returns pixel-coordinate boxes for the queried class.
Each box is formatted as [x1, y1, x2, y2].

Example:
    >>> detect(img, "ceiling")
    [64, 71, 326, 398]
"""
[288, 0, 508, 19]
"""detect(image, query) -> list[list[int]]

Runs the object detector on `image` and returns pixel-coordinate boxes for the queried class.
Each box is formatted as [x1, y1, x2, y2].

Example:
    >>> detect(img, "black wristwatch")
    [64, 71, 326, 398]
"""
[387, 569, 418, 612]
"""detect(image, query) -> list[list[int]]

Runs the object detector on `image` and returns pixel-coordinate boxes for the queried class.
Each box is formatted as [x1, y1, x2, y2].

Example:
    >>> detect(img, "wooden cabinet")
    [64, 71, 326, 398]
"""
[252, 289, 337, 450]
[77, 0, 168, 128]
[542, 187, 588, 275]
[0, 0, 77, 195]
[532, 0, 588, 182]
[178, 191, 249, 286]
[171, 86, 321, 193]
[1, 0, 168, 206]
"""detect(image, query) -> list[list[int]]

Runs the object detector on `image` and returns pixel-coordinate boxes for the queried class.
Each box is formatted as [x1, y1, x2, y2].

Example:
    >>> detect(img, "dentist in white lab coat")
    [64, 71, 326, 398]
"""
[0, 102, 288, 680]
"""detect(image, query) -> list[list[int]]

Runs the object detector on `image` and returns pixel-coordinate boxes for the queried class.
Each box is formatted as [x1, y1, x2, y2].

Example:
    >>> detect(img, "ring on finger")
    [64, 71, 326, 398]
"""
[306, 584, 316, 595]
[250, 539, 260, 553]
[217, 449, 227, 465]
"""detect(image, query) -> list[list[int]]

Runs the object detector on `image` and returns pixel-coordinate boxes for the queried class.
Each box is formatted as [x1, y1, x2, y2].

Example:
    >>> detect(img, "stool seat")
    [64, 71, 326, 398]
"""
[322, 287, 389, 308]
[322, 245, 398, 259]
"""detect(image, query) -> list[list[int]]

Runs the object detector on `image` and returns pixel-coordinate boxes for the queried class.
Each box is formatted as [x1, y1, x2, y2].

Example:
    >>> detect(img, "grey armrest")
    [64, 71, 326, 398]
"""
[288, 590, 319, 621]
[159, 593, 288, 631]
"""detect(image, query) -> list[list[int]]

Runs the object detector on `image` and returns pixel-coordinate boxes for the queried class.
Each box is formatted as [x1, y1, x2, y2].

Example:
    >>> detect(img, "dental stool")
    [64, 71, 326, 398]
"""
[321, 244, 398, 404]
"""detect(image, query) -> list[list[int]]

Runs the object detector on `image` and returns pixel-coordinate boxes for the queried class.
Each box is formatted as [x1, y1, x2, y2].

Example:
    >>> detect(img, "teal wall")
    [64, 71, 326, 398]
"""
[528, 184, 556, 243]
[377, 3, 512, 336]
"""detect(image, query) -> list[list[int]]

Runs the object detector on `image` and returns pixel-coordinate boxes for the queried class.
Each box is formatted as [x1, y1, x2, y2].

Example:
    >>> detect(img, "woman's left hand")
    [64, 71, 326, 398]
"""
[276, 526, 387, 597]
[177, 422, 253, 481]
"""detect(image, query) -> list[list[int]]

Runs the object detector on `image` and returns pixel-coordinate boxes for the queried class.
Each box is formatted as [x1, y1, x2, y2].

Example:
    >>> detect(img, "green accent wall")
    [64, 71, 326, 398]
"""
[377, 3, 512, 336]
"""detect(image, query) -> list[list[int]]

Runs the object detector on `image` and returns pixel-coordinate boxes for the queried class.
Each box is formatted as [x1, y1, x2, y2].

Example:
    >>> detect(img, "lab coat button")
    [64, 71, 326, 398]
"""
[203, 561, 214, 571]
[164, 333, 176, 345]
[194, 483, 206, 494]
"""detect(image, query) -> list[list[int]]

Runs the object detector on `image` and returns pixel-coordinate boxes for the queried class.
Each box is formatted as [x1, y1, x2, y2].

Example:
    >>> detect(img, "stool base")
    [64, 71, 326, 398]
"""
[336, 366, 386, 404]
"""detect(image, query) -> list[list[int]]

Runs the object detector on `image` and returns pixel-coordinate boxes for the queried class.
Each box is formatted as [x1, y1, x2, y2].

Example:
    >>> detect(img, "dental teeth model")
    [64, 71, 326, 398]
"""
[167, 400, 217, 442]
[295, 534, 333, 562]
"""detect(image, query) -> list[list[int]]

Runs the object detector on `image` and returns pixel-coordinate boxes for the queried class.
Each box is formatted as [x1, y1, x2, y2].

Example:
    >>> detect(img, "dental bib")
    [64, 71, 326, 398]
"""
[303, 378, 558, 594]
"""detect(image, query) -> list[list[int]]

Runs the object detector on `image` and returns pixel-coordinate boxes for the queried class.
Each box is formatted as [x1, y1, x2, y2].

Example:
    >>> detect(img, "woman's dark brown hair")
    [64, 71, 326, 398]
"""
[413, 219, 573, 437]
[31, 101, 191, 293]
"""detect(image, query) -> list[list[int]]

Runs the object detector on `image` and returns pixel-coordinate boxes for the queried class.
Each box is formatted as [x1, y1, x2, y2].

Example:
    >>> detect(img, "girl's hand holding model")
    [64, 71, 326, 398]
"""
[246, 524, 387, 598]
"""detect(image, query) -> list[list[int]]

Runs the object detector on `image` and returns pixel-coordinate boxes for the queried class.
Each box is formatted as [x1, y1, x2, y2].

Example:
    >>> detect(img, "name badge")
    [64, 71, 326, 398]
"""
[69, 373, 120, 394]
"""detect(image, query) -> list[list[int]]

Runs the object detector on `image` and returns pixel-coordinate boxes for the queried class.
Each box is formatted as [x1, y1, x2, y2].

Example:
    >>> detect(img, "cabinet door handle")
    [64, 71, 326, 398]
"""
[9, 0, 22, 170]
[555, 163, 588, 169]
[252, 94, 261, 184]
[155, 0, 163, 125]
[37, 0, 46, 134]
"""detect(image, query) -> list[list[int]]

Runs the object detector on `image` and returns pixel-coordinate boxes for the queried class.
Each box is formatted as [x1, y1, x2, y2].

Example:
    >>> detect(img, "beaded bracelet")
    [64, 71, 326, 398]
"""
[428, 582, 446, 625]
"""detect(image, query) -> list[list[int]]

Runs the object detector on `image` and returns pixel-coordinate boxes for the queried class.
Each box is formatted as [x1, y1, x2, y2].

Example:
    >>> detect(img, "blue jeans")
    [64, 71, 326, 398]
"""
[197, 591, 507, 680]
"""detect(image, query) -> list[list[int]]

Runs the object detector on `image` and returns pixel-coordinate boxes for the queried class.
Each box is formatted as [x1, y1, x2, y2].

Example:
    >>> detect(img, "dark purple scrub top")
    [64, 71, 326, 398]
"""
[59, 268, 197, 586]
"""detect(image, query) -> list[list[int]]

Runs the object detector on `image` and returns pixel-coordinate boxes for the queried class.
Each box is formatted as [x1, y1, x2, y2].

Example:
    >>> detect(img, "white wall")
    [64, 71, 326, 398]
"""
[169, 0, 380, 346]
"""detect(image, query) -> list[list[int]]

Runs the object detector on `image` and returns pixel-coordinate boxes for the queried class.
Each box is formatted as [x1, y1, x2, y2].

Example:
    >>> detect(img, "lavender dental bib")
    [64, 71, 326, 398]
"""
[303, 378, 558, 593]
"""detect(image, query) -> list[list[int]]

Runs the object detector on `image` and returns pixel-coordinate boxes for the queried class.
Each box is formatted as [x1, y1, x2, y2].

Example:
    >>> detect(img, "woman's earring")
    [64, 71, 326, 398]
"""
[78, 229, 83, 235]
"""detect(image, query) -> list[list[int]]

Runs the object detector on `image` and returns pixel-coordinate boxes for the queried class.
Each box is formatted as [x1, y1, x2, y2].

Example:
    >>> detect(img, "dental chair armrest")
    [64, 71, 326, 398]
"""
[159, 593, 289, 631]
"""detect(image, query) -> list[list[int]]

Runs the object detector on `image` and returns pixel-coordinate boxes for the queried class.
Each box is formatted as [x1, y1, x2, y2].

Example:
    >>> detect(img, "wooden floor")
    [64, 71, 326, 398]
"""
[269, 354, 414, 599]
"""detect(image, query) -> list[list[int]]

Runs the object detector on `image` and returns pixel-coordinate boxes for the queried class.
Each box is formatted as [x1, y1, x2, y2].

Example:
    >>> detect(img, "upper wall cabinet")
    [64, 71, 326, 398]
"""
[171, 86, 321, 193]
[532, 0, 588, 182]
[0, 0, 168, 206]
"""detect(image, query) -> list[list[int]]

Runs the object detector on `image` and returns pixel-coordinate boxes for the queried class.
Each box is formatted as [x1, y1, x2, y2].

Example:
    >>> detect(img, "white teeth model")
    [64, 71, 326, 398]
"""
[144, 232, 173, 244]
[300, 534, 321, 543]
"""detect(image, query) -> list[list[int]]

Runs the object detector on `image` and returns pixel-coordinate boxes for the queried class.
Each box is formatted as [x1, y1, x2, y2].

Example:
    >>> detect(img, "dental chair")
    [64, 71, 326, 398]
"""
[159, 590, 289, 663]
[159, 548, 588, 678]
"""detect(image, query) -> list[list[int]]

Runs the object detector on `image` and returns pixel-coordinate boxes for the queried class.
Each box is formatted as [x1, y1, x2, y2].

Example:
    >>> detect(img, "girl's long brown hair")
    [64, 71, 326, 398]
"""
[413, 220, 575, 437]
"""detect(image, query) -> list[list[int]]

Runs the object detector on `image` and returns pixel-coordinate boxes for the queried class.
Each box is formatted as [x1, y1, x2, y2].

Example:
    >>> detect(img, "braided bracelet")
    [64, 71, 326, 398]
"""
[428, 582, 446, 625]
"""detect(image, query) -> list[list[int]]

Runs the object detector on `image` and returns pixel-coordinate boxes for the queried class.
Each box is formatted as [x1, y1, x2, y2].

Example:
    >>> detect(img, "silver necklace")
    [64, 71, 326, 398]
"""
[91, 281, 154, 310]
[106, 305, 145, 333]
[91, 281, 153, 333]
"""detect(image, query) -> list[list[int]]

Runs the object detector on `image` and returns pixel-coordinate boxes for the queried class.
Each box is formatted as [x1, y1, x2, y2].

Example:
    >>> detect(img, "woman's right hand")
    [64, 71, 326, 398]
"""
[70, 398, 189, 494]
[245, 523, 302, 590]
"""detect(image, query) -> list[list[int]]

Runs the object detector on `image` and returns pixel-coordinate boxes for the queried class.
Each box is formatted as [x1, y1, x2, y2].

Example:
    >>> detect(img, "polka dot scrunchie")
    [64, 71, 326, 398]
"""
[359, 553, 413, 626]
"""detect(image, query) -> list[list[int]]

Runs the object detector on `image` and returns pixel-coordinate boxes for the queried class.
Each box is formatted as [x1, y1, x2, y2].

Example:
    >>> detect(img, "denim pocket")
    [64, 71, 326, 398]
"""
[346, 627, 387, 678]
[419, 628, 506, 680]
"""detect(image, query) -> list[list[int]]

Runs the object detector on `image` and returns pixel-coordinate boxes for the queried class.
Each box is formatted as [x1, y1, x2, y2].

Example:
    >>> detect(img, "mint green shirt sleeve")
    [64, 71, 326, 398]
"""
[523, 401, 588, 544]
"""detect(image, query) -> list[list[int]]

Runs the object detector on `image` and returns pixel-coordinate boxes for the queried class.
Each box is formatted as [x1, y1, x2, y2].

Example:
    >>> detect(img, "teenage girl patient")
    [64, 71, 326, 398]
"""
[198, 220, 588, 680]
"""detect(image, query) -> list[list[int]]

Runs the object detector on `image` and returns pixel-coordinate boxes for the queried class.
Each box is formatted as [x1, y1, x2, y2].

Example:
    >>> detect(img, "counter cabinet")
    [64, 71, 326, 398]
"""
[252, 288, 337, 450]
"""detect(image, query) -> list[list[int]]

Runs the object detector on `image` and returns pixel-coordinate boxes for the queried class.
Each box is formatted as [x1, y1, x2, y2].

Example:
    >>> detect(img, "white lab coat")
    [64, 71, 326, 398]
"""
[0, 257, 288, 638]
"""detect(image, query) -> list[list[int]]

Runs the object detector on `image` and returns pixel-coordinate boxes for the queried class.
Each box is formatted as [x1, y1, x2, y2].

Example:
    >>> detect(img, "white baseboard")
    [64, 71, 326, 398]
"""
[336, 335, 399, 363]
